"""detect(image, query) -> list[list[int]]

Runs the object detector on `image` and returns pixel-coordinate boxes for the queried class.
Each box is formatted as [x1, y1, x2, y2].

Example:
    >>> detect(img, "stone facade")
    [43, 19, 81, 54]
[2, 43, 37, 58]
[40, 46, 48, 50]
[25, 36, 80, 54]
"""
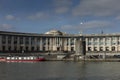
[1, 30, 120, 55]
[0, 30, 82, 53]
[85, 34, 120, 53]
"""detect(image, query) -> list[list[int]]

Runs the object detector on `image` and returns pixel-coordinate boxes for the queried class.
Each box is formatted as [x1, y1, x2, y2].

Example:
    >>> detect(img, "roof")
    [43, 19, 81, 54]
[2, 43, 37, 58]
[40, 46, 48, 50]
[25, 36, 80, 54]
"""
[45, 30, 63, 35]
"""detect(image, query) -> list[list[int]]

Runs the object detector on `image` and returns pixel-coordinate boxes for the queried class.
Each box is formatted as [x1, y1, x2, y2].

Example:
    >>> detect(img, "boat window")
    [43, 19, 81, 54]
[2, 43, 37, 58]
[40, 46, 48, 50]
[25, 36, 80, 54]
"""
[27, 57, 30, 59]
[15, 57, 17, 59]
[19, 57, 22, 60]
[7, 57, 10, 59]
[11, 57, 14, 59]
[24, 57, 26, 59]
[33, 57, 36, 59]
[30, 57, 33, 59]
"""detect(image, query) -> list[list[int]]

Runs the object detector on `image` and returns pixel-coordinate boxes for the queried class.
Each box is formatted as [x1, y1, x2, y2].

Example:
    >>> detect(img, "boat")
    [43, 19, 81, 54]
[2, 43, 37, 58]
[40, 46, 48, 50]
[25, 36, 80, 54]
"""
[0, 57, 6, 62]
[0, 56, 45, 62]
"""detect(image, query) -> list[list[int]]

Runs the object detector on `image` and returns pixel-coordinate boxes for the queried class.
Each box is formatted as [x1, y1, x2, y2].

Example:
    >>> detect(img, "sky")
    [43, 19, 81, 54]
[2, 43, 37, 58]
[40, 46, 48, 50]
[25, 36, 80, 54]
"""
[0, 0, 120, 34]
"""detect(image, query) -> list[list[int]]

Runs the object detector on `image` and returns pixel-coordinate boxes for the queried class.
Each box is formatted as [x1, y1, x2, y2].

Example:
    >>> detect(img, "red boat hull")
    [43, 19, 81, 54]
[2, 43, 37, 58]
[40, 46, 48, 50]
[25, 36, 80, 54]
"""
[0, 57, 45, 62]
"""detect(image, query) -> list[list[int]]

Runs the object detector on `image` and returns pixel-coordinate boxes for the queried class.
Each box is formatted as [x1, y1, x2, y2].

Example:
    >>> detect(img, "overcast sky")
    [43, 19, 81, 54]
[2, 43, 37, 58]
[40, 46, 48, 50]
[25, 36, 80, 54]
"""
[0, 0, 120, 34]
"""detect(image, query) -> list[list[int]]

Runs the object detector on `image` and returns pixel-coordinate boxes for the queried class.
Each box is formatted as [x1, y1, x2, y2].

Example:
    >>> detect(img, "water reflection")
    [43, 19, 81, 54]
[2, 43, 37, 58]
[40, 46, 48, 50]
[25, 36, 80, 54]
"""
[0, 62, 120, 80]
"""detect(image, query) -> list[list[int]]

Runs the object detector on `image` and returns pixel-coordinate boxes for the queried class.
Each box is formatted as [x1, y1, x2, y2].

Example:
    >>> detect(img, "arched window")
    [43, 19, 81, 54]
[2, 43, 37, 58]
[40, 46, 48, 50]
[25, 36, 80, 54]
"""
[112, 46, 115, 51]
[88, 47, 91, 51]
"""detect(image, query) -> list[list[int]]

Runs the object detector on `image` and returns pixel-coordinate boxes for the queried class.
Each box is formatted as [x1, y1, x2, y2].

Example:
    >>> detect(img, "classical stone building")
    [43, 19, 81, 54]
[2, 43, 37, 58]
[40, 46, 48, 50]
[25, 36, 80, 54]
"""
[85, 34, 120, 56]
[0, 30, 120, 56]
[0, 30, 83, 54]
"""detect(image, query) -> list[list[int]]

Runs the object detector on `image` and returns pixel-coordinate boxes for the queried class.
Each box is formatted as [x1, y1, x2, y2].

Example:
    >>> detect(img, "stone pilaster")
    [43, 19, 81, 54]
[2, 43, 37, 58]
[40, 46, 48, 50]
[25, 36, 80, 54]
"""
[40, 37, 43, 51]
[102, 38, 105, 51]
[68, 38, 71, 51]
[5, 36, 8, 51]
[23, 37, 25, 50]
[29, 37, 31, 51]
[45, 38, 48, 51]
[34, 37, 37, 51]
[17, 37, 20, 51]
[11, 36, 14, 51]
[0, 35, 2, 51]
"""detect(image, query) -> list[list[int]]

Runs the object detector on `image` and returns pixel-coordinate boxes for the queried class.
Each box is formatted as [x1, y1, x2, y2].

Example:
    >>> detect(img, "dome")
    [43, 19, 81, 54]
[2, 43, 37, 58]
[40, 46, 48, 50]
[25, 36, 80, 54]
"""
[45, 30, 63, 35]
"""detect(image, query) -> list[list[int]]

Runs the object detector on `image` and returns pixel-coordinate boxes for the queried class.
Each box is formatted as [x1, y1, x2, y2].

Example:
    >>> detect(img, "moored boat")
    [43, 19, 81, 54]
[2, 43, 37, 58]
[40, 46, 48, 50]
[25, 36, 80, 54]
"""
[0, 56, 45, 62]
[0, 57, 6, 62]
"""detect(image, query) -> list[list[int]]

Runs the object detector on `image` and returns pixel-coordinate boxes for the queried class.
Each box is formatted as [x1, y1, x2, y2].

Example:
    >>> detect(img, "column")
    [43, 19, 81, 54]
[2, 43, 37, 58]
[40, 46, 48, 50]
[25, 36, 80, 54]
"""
[39, 37, 42, 51]
[23, 37, 25, 50]
[64, 38, 67, 51]
[17, 37, 20, 51]
[59, 38, 62, 51]
[61, 38, 65, 51]
[48, 38, 50, 51]
[55, 37, 57, 51]
[45, 38, 48, 51]
[53, 37, 56, 51]
[109, 37, 112, 51]
[65, 38, 67, 51]
[29, 37, 31, 51]
[97, 38, 99, 51]
[5, 36, 8, 51]
[91, 38, 94, 51]
[0, 35, 2, 51]
[34, 37, 37, 51]
[11, 36, 14, 51]
[68, 38, 71, 51]
[51, 38, 53, 51]
[86, 38, 88, 51]
[73, 38, 76, 51]
[115, 37, 118, 51]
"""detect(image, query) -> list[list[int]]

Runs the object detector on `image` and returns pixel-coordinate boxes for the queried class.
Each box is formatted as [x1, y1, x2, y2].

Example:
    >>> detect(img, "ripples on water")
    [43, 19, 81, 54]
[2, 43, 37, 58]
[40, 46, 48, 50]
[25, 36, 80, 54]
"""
[0, 61, 120, 80]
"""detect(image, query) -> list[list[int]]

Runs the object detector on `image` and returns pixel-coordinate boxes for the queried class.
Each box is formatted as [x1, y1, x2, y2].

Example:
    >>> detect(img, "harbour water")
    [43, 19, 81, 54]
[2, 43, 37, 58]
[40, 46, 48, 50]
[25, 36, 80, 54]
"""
[0, 61, 120, 80]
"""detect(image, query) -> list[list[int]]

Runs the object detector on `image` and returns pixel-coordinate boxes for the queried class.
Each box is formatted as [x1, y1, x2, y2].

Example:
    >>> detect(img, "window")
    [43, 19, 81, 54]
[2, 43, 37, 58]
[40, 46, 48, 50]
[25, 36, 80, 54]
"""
[94, 42, 98, 45]
[106, 47, 109, 51]
[94, 47, 97, 51]
[43, 47, 45, 51]
[31, 37, 35, 45]
[88, 38, 92, 41]
[88, 47, 91, 51]
[112, 46, 115, 51]
[8, 47, 11, 51]
[42, 38, 46, 45]
[112, 37, 116, 40]
[118, 41, 120, 45]
[71, 38, 74, 45]
[31, 47, 34, 51]
[37, 47, 39, 51]
[26, 47, 29, 51]
[2, 46, 5, 51]
[112, 42, 116, 45]
[66, 38, 69, 45]
[20, 46, 23, 51]
[37, 38, 40, 46]
[106, 37, 110, 40]
[100, 47, 103, 51]
[14, 47, 17, 51]
[88, 42, 92, 45]
[99, 42, 103, 45]
[105, 42, 110, 45]
[2, 35, 6, 44]
[8, 36, 12, 44]
[94, 38, 97, 41]
[99, 38, 103, 41]
[25, 37, 29, 44]
[20, 37, 23, 44]
[57, 47, 60, 51]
